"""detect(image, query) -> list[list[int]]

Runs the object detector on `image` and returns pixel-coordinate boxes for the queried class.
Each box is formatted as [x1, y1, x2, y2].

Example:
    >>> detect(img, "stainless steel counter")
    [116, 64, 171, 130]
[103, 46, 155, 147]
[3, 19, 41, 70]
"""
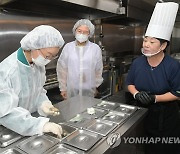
[0, 96, 148, 154]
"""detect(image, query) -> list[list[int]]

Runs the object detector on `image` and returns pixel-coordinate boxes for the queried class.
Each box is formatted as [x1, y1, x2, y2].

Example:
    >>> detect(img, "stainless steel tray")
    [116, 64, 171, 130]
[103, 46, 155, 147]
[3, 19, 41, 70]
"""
[44, 144, 84, 154]
[62, 129, 102, 151]
[94, 101, 119, 110]
[17, 135, 59, 154]
[46, 123, 77, 140]
[101, 111, 128, 124]
[80, 107, 108, 119]
[114, 104, 138, 115]
[65, 114, 93, 128]
[0, 128, 23, 148]
[1, 148, 26, 154]
[84, 119, 118, 136]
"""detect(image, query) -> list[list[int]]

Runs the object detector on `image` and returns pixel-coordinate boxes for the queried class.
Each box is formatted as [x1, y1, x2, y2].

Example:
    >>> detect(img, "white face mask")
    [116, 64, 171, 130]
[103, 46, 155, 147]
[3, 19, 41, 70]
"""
[75, 33, 88, 43]
[141, 48, 162, 57]
[32, 55, 51, 66]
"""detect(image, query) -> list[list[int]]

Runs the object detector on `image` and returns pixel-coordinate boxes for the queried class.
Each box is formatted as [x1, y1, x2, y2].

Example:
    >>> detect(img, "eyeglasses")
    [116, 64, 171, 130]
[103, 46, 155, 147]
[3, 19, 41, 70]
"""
[38, 49, 59, 60]
[76, 29, 89, 35]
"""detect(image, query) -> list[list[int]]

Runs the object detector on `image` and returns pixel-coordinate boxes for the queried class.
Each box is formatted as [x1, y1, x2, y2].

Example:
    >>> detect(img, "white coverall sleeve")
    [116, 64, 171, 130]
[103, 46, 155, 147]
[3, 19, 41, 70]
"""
[0, 81, 49, 136]
[37, 88, 52, 116]
[95, 46, 103, 87]
[35, 67, 52, 116]
[57, 45, 68, 92]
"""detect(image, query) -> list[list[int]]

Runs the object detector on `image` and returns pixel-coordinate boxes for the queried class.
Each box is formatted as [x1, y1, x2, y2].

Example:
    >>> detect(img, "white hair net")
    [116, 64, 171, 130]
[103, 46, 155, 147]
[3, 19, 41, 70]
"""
[72, 19, 95, 37]
[20, 25, 65, 50]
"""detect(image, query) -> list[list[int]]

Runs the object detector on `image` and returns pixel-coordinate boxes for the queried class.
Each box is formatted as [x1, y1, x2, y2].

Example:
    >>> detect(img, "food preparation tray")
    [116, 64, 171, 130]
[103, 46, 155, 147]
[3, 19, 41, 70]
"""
[46, 123, 77, 140]
[62, 129, 102, 151]
[94, 101, 119, 111]
[114, 104, 138, 115]
[44, 144, 84, 154]
[80, 107, 108, 119]
[84, 119, 118, 136]
[1, 148, 26, 154]
[65, 114, 93, 128]
[0, 127, 23, 148]
[17, 135, 59, 154]
[101, 111, 128, 124]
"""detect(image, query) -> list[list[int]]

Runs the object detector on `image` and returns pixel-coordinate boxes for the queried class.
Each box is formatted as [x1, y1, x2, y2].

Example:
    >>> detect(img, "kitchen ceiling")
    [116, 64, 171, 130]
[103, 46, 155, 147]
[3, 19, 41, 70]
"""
[0, 0, 179, 26]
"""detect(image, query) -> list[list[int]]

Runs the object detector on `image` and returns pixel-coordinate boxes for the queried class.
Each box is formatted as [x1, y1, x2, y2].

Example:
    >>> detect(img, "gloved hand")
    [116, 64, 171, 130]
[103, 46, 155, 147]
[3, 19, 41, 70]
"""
[41, 102, 60, 116]
[134, 91, 156, 106]
[61, 91, 67, 100]
[43, 122, 62, 138]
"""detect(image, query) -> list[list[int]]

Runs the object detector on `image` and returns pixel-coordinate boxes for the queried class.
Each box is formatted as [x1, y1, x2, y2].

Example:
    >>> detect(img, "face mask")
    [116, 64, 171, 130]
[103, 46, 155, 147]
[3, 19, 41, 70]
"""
[32, 55, 51, 66]
[75, 33, 88, 43]
[141, 48, 162, 57]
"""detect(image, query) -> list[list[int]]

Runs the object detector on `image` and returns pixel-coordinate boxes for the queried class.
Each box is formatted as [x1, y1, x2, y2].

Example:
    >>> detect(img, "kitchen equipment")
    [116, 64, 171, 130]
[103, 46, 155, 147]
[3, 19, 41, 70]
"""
[44, 144, 83, 154]
[101, 111, 128, 124]
[62, 129, 102, 151]
[112, 69, 119, 94]
[46, 123, 77, 140]
[84, 119, 118, 136]
[121, 73, 128, 92]
[0, 127, 23, 148]
[44, 69, 59, 90]
[114, 104, 138, 115]
[94, 100, 119, 111]
[1, 148, 25, 154]
[171, 53, 180, 62]
[97, 70, 113, 99]
[80, 107, 108, 119]
[17, 135, 59, 154]
[65, 114, 93, 128]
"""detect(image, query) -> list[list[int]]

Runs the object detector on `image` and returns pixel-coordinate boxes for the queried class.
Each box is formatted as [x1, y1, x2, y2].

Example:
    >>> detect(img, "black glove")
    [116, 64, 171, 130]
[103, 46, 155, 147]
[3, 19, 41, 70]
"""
[134, 91, 155, 106]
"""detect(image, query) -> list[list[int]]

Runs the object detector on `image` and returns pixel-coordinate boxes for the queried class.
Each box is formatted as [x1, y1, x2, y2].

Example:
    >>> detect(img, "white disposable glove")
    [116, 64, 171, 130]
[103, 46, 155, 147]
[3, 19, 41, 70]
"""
[41, 101, 60, 116]
[43, 122, 63, 138]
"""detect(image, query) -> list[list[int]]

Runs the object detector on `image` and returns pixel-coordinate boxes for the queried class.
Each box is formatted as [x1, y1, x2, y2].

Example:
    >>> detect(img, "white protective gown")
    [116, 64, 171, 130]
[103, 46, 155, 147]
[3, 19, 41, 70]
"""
[57, 41, 103, 98]
[0, 50, 50, 136]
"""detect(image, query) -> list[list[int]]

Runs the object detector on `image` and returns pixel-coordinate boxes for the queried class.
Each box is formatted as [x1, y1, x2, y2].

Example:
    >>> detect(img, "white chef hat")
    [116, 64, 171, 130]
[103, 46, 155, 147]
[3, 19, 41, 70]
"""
[145, 2, 179, 41]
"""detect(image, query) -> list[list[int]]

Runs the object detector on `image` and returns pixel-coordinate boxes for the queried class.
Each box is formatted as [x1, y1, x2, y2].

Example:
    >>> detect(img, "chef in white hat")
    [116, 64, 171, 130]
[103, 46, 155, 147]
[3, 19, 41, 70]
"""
[126, 2, 180, 154]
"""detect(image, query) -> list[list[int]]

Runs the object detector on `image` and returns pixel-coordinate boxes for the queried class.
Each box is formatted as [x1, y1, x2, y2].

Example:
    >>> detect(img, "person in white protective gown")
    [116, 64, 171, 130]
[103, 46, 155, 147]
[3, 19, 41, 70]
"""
[0, 25, 65, 138]
[57, 19, 103, 99]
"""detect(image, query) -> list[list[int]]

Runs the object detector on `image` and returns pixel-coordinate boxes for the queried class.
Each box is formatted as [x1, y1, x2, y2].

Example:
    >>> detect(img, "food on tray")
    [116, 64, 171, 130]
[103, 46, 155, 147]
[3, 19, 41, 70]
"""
[87, 108, 95, 115]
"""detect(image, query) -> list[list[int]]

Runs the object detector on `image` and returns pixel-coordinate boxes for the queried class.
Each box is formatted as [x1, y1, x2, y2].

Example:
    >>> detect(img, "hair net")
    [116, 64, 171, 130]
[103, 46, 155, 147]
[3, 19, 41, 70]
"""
[72, 19, 95, 37]
[20, 25, 65, 50]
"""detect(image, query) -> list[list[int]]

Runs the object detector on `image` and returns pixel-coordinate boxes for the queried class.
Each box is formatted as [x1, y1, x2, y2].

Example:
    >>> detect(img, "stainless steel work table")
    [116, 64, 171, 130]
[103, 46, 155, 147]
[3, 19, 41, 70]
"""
[48, 96, 148, 154]
[0, 96, 148, 154]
